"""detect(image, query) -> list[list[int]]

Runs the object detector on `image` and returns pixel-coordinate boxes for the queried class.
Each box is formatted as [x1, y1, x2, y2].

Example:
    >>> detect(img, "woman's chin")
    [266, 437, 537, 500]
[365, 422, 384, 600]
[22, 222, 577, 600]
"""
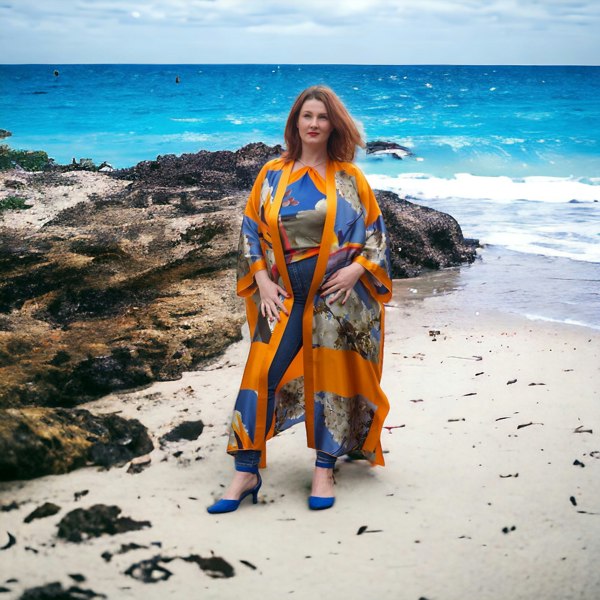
[302, 136, 327, 147]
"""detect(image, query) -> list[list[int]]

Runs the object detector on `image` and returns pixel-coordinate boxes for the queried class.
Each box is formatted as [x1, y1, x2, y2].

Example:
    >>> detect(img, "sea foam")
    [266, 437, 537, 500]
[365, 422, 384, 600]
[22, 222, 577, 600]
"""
[368, 173, 600, 204]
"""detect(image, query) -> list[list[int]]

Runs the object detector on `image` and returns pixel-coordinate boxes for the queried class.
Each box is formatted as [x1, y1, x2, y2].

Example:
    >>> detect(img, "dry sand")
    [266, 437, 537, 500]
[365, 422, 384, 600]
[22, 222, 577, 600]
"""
[1, 278, 599, 600]
[0, 170, 129, 229]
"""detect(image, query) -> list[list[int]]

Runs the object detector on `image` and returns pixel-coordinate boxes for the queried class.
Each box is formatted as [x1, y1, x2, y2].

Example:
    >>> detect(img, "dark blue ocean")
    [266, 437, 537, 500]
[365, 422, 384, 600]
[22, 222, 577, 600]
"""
[1, 64, 599, 328]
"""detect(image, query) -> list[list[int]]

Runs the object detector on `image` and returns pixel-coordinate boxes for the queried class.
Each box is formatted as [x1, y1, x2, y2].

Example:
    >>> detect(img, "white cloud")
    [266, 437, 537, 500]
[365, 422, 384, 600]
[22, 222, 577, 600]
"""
[247, 21, 333, 36]
[0, 0, 598, 63]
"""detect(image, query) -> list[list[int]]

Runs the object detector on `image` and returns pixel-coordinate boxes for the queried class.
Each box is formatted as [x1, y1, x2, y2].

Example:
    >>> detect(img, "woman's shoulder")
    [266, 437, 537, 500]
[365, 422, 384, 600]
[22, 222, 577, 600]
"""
[333, 160, 367, 181]
[262, 157, 287, 172]
[250, 157, 287, 188]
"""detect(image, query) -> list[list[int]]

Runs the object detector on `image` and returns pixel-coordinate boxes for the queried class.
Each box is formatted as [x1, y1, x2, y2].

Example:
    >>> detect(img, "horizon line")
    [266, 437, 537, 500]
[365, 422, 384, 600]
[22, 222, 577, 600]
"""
[1, 62, 599, 68]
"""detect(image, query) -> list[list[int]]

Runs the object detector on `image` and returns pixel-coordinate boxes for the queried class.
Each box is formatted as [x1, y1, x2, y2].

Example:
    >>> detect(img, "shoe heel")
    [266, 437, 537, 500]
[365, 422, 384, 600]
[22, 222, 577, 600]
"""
[251, 473, 262, 504]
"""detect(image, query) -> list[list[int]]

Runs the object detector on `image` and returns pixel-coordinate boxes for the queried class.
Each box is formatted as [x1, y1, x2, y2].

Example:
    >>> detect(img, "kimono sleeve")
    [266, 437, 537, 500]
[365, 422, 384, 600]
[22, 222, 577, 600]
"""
[236, 164, 269, 298]
[352, 169, 393, 303]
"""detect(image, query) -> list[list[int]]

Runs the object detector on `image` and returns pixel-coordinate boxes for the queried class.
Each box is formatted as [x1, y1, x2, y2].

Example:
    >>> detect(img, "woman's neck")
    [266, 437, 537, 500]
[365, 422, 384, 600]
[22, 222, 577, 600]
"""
[298, 148, 328, 167]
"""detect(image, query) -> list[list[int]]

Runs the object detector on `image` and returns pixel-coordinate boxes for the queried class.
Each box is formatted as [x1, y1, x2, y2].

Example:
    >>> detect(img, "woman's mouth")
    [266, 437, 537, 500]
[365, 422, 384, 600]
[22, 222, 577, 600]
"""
[308, 132, 319, 137]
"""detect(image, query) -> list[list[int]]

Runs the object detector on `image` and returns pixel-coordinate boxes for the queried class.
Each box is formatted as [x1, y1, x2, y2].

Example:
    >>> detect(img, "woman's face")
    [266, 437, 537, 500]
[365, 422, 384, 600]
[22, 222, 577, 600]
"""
[296, 99, 333, 152]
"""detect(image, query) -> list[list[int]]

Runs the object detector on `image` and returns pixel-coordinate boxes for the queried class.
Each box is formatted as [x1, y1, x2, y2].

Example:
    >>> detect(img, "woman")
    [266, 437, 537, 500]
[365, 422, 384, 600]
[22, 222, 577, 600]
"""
[207, 85, 392, 513]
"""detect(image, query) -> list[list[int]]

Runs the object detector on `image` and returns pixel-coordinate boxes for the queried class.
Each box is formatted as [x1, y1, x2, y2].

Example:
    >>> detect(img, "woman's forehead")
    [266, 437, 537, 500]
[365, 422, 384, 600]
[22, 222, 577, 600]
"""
[301, 98, 328, 113]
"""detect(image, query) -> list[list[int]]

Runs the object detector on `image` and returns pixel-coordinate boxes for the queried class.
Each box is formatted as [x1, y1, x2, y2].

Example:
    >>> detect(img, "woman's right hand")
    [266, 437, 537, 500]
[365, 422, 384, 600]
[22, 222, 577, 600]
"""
[254, 270, 290, 321]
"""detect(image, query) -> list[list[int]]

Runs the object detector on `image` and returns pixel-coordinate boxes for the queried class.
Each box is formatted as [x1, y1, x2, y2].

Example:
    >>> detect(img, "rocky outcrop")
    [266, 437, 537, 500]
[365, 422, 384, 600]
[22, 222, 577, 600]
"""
[0, 143, 477, 418]
[57, 504, 151, 542]
[366, 140, 413, 160]
[0, 407, 153, 480]
[114, 141, 283, 190]
[377, 191, 478, 278]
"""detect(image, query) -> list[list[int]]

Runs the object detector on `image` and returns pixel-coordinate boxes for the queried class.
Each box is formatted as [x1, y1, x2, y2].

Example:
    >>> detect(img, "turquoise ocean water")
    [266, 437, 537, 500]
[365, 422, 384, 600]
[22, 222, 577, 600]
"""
[1, 64, 599, 328]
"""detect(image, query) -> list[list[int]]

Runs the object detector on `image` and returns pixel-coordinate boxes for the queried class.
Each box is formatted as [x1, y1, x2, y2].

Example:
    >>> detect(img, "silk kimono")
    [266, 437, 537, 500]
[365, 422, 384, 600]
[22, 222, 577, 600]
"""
[228, 157, 392, 467]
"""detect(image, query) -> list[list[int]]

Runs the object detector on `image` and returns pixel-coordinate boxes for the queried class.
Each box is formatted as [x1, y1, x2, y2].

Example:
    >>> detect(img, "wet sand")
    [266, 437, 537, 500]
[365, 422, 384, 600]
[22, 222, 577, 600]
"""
[1, 276, 599, 599]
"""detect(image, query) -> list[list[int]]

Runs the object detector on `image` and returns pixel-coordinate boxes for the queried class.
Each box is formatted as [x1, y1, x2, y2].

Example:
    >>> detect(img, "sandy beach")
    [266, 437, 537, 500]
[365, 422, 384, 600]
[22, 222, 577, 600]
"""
[1, 273, 598, 600]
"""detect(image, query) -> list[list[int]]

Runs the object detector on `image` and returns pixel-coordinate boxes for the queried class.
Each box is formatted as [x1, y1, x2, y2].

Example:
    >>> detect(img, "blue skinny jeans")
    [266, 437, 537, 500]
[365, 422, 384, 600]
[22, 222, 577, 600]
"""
[235, 255, 337, 474]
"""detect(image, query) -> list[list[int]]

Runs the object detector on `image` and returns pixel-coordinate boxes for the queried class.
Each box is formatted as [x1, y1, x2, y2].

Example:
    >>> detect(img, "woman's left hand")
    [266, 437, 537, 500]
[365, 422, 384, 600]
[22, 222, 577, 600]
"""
[320, 262, 366, 305]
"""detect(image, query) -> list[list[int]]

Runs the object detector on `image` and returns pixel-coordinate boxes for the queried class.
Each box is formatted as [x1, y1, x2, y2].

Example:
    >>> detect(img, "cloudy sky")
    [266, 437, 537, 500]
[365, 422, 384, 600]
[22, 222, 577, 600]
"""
[1, 0, 598, 65]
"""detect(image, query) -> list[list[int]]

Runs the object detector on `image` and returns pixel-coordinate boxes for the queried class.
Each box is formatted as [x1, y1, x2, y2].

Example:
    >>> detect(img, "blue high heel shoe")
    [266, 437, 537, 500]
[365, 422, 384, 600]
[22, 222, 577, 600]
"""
[207, 471, 262, 514]
[308, 462, 335, 510]
[308, 495, 335, 510]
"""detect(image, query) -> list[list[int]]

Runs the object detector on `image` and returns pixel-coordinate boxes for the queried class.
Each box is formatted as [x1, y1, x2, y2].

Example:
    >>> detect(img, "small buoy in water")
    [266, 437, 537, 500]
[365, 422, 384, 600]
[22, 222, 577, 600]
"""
[175, 75, 180, 84]
[53, 70, 59, 77]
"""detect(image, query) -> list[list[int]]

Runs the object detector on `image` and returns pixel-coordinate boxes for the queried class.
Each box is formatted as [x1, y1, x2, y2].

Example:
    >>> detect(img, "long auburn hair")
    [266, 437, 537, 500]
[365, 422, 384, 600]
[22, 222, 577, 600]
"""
[282, 85, 364, 163]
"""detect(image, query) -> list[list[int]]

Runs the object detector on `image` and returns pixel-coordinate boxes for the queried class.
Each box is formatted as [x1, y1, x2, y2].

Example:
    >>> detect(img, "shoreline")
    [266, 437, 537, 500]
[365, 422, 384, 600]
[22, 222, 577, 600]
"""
[1, 278, 599, 599]
[390, 253, 600, 333]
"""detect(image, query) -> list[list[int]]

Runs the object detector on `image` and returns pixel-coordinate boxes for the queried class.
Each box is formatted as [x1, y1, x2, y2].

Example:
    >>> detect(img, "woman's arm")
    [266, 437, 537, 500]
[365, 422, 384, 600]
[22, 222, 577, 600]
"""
[350, 167, 393, 302]
[236, 164, 270, 297]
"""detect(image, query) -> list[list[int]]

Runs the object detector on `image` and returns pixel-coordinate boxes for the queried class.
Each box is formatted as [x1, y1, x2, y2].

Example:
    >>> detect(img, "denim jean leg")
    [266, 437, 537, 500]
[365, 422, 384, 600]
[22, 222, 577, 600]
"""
[234, 449, 261, 473]
[264, 256, 317, 433]
[265, 301, 304, 429]
[315, 450, 337, 469]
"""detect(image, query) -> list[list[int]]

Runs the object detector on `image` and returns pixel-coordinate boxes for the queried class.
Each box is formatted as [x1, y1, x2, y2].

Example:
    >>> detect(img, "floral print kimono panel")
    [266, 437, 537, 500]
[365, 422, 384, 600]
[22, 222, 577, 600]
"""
[229, 157, 392, 467]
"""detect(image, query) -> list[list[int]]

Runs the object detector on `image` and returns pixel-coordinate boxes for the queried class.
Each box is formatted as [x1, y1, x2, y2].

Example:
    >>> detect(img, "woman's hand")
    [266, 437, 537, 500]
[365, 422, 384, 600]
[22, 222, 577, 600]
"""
[255, 269, 290, 321]
[320, 262, 366, 305]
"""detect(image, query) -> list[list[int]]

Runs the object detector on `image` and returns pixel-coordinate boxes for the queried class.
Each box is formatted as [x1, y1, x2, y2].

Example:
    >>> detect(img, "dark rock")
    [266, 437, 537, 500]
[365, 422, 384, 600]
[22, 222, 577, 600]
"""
[1, 501, 20, 512]
[377, 190, 478, 278]
[183, 554, 235, 578]
[24, 502, 61, 523]
[63, 349, 153, 400]
[100, 541, 147, 562]
[124, 553, 234, 582]
[0, 532, 16, 550]
[126, 455, 151, 474]
[0, 130, 12, 139]
[366, 140, 413, 159]
[0, 408, 153, 481]
[48, 351, 71, 367]
[87, 414, 153, 468]
[57, 504, 151, 543]
[18, 582, 106, 599]
[124, 555, 173, 583]
[68, 575, 85, 583]
[159, 420, 204, 445]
